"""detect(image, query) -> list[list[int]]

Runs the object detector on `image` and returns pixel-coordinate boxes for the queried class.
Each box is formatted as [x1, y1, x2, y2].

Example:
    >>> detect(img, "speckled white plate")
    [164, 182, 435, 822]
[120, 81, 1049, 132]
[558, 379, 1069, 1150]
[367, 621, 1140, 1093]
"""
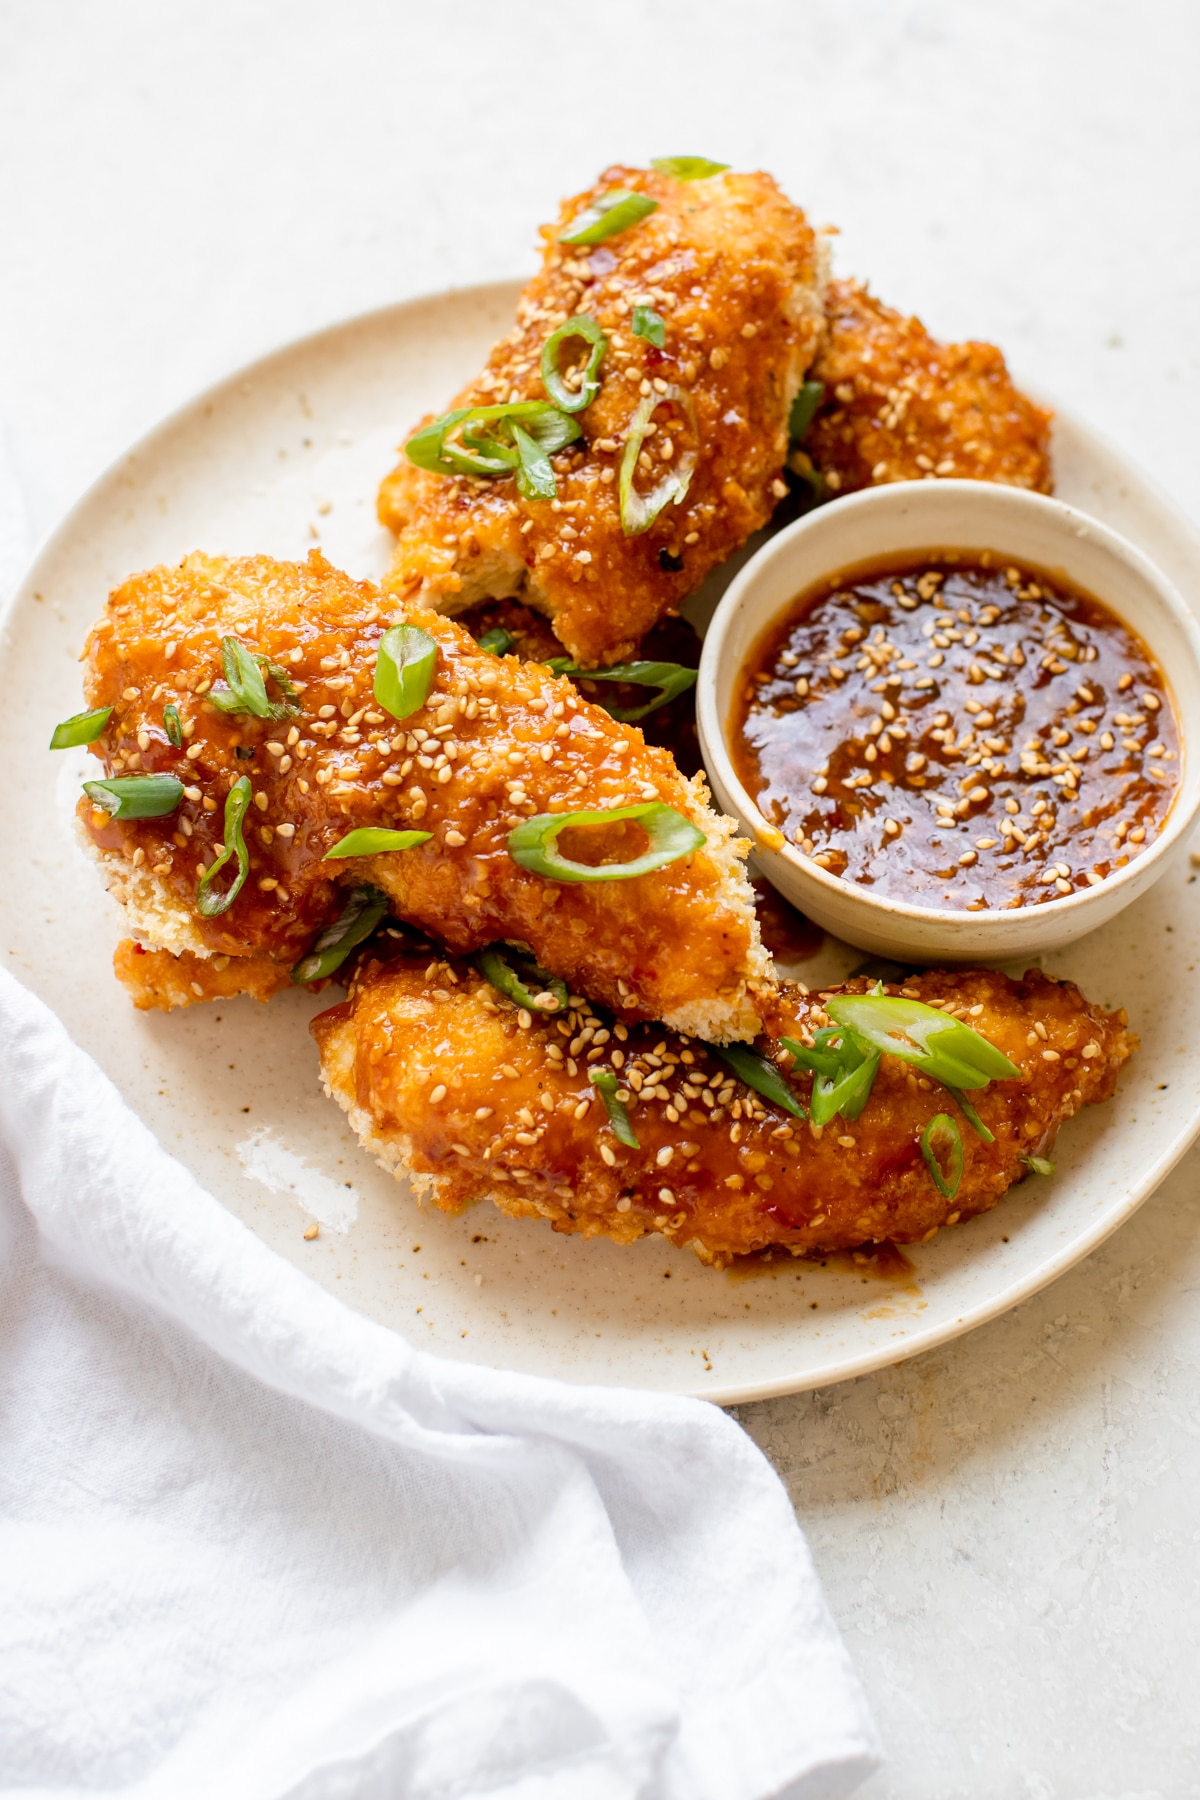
[3, 281, 1199, 1402]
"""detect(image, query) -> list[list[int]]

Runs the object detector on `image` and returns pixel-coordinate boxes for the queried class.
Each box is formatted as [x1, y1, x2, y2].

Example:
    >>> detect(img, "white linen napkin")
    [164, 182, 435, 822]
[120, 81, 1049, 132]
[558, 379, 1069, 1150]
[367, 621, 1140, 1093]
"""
[0, 967, 880, 1800]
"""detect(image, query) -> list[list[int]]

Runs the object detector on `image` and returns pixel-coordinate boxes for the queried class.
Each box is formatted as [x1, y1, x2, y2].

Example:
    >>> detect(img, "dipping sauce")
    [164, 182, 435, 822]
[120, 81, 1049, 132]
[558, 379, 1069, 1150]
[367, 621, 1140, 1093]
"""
[733, 551, 1180, 910]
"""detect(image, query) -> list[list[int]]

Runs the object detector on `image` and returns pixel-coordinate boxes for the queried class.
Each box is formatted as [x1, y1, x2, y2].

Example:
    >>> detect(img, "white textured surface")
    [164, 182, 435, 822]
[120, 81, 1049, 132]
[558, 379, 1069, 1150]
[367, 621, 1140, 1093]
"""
[2, 2, 1198, 1793]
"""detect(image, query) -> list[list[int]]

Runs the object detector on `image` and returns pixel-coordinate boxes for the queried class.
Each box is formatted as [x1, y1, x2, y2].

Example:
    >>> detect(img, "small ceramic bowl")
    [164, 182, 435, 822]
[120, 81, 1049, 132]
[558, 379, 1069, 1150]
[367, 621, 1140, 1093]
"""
[697, 480, 1200, 963]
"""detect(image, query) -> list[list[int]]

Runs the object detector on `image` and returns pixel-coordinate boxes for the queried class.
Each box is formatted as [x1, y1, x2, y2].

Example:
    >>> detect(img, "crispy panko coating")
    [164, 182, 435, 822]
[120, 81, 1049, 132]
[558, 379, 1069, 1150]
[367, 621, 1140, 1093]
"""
[82, 551, 770, 1039]
[805, 278, 1052, 497]
[313, 950, 1133, 1267]
[379, 163, 828, 666]
[112, 940, 292, 1010]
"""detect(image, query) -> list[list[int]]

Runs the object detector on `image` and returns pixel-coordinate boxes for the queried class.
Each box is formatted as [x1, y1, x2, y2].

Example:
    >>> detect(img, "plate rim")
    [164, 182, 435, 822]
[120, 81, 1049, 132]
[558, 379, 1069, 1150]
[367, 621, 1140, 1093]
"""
[6, 279, 1200, 1405]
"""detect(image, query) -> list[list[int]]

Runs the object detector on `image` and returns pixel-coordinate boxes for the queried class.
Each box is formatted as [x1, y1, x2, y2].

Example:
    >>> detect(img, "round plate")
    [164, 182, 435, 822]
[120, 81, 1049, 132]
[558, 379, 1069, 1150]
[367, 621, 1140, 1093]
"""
[3, 282, 1198, 1403]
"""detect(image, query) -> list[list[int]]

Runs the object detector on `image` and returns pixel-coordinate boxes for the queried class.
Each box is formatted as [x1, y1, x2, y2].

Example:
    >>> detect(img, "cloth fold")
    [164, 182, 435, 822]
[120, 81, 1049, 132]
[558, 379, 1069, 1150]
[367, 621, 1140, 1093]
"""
[0, 968, 879, 1799]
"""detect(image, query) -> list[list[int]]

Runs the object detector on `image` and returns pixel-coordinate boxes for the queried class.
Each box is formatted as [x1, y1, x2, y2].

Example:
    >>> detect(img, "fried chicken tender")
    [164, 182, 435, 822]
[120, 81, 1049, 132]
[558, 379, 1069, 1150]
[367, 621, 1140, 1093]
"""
[805, 278, 1052, 497]
[313, 950, 1133, 1266]
[379, 164, 828, 666]
[82, 551, 770, 1039]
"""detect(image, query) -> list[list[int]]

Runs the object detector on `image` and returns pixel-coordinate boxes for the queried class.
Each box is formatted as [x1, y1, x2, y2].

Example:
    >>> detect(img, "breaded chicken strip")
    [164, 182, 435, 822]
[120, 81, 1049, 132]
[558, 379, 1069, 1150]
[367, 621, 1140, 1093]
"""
[79, 551, 770, 1038]
[804, 278, 1052, 497]
[313, 950, 1133, 1266]
[458, 598, 706, 777]
[379, 163, 828, 665]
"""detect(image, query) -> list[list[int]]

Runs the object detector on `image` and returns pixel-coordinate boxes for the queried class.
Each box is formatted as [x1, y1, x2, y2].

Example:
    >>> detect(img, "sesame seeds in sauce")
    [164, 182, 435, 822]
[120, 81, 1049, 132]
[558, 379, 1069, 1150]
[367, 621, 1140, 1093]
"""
[733, 552, 1179, 909]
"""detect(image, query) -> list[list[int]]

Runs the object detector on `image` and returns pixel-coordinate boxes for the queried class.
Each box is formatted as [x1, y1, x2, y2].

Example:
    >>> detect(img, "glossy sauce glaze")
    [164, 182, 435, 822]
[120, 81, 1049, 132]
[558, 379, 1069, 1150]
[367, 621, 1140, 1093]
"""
[733, 551, 1180, 910]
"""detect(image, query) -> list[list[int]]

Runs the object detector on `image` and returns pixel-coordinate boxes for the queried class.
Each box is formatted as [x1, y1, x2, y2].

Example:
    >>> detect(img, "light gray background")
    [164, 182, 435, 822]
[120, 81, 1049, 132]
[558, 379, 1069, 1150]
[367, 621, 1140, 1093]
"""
[3, 3, 1198, 1794]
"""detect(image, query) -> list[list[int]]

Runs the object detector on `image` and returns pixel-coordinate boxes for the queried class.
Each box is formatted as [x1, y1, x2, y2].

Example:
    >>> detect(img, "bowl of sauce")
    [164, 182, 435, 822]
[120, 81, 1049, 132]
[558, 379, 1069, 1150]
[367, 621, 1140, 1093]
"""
[697, 481, 1200, 961]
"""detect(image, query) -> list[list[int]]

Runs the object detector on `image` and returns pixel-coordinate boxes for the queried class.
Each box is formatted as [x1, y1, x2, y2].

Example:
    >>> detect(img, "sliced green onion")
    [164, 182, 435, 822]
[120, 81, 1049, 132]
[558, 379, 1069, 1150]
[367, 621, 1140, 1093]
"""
[540, 314, 607, 413]
[508, 801, 704, 883]
[811, 1048, 881, 1128]
[544, 658, 697, 722]
[518, 407, 584, 456]
[779, 1028, 844, 1082]
[942, 1084, 995, 1144]
[195, 775, 252, 919]
[323, 827, 432, 860]
[208, 639, 298, 722]
[711, 1042, 806, 1119]
[404, 407, 476, 476]
[50, 706, 113, 750]
[559, 190, 658, 246]
[589, 1068, 640, 1148]
[477, 944, 568, 1014]
[375, 624, 438, 721]
[82, 773, 183, 820]
[511, 422, 557, 501]
[291, 885, 390, 984]
[825, 993, 1021, 1091]
[920, 1114, 963, 1200]
[631, 305, 665, 349]
[618, 383, 698, 536]
[477, 627, 516, 657]
[788, 380, 825, 441]
[405, 400, 581, 496]
[780, 1028, 878, 1125]
[212, 638, 268, 717]
[1021, 1154, 1055, 1177]
[163, 704, 183, 748]
[650, 156, 730, 179]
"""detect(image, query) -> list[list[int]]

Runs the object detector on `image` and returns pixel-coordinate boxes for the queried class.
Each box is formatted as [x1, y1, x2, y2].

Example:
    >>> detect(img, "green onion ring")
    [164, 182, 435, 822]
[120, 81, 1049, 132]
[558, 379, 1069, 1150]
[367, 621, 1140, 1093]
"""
[631, 305, 665, 348]
[374, 623, 438, 721]
[544, 658, 697, 722]
[507, 802, 704, 883]
[1021, 1154, 1055, 1177]
[195, 775, 253, 918]
[710, 1042, 806, 1119]
[291, 885, 390, 984]
[50, 706, 113, 750]
[650, 156, 730, 179]
[558, 190, 658, 246]
[163, 704, 183, 748]
[825, 993, 1021, 1091]
[588, 1068, 640, 1148]
[618, 383, 698, 536]
[788, 380, 826, 441]
[82, 773, 183, 820]
[476, 627, 516, 657]
[920, 1114, 964, 1200]
[323, 827, 433, 860]
[540, 314, 607, 414]
[477, 944, 568, 1014]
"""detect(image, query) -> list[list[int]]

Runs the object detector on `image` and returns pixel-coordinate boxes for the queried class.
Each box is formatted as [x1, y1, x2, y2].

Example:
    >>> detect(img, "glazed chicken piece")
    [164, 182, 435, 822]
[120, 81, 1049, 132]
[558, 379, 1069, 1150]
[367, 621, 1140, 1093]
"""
[80, 550, 770, 1038]
[804, 278, 1052, 497]
[457, 598, 706, 777]
[379, 162, 829, 666]
[313, 949, 1133, 1266]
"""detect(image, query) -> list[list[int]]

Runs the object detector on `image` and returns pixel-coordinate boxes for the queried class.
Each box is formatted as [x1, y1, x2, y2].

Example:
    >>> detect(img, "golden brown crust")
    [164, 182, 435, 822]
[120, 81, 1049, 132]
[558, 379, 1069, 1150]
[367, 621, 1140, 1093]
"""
[81, 550, 770, 1036]
[313, 952, 1134, 1265]
[379, 164, 828, 665]
[113, 939, 293, 1010]
[806, 279, 1053, 497]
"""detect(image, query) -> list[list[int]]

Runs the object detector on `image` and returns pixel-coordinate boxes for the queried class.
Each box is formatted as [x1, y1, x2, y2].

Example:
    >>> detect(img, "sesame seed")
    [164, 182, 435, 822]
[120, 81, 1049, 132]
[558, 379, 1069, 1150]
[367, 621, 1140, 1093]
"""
[429, 1084, 447, 1104]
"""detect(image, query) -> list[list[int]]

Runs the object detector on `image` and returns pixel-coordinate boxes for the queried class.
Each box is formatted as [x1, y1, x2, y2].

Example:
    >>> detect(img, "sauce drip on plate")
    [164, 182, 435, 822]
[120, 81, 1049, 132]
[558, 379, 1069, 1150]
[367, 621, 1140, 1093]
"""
[733, 551, 1179, 910]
